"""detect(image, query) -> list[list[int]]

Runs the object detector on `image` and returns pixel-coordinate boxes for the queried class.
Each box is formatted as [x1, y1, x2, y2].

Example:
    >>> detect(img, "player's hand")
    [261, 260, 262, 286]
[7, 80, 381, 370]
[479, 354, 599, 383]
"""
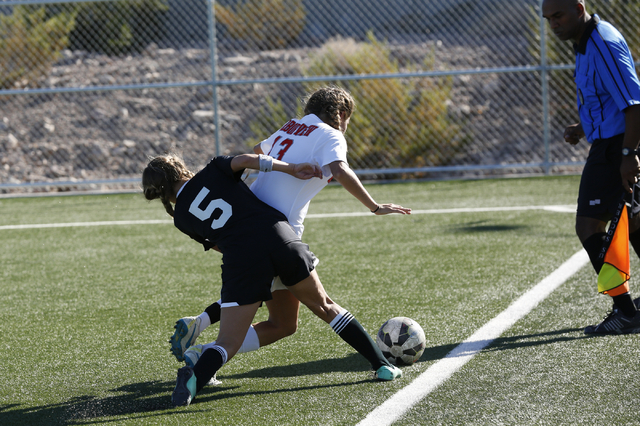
[620, 156, 640, 193]
[372, 203, 412, 215]
[563, 123, 584, 145]
[291, 163, 323, 180]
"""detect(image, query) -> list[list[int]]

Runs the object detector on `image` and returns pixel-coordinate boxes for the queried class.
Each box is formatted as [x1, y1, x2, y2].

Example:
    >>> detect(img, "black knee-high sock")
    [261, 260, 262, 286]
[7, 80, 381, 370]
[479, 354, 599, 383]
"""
[330, 310, 390, 370]
[582, 232, 607, 274]
[192, 346, 227, 392]
[613, 294, 637, 317]
[204, 301, 221, 324]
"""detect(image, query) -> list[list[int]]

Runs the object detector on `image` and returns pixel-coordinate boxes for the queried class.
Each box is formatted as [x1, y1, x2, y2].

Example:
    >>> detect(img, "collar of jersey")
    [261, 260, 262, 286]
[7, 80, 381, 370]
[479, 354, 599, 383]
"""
[574, 14, 600, 55]
[176, 180, 189, 199]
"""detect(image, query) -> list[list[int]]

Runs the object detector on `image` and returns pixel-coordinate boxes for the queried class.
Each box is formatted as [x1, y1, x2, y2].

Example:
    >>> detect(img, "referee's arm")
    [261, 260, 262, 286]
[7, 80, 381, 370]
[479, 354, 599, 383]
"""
[621, 104, 640, 193]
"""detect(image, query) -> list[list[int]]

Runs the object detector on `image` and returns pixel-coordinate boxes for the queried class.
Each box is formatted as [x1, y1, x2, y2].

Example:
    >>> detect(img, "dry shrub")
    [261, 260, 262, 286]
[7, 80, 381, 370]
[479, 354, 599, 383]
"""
[303, 33, 469, 170]
[0, 6, 75, 89]
[215, 0, 306, 49]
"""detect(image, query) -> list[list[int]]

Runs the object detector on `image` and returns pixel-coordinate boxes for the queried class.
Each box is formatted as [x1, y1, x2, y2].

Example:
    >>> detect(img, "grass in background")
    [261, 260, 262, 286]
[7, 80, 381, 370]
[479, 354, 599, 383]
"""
[1, 176, 638, 425]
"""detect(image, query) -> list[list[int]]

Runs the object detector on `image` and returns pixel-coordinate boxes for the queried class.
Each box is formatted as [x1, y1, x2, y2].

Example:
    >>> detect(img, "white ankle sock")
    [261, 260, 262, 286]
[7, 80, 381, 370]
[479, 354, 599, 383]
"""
[202, 326, 260, 355]
[198, 312, 211, 330]
[237, 325, 260, 354]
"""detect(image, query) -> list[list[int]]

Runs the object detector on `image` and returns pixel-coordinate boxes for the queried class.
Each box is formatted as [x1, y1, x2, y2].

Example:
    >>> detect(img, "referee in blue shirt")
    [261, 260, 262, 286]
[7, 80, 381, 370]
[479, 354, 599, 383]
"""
[543, 0, 640, 334]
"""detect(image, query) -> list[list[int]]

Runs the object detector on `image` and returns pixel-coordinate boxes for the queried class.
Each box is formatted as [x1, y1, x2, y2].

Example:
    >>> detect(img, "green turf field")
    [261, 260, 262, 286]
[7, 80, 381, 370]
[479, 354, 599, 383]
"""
[1, 175, 639, 425]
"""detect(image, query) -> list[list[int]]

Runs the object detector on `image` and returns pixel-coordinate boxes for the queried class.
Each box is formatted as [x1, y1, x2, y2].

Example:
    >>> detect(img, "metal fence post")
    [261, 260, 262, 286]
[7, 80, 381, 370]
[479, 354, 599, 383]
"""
[207, 0, 220, 157]
[539, 0, 551, 175]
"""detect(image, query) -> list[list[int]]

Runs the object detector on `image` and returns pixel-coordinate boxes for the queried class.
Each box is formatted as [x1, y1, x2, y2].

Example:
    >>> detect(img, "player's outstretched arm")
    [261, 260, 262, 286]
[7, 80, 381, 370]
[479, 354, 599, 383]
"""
[329, 161, 411, 215]
[371, 203, 412, 215]
[230, 154, 322, 180]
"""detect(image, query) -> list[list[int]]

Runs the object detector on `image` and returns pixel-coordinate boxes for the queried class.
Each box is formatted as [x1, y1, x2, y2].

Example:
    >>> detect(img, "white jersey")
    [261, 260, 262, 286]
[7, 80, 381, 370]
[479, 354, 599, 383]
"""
[250, 114, 348, 236]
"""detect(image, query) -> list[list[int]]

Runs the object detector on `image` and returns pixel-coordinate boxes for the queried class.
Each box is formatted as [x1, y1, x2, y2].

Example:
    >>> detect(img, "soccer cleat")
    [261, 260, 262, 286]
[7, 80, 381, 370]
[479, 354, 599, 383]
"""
[584, 310, 640, 335]
[184, 344, 204, 368]
[171, 366, 197, 407]
[184, 344, 221, 386]
[374, 364, 403, 381]
[609, 297, 640, 315]
[170, 316, 203, 362]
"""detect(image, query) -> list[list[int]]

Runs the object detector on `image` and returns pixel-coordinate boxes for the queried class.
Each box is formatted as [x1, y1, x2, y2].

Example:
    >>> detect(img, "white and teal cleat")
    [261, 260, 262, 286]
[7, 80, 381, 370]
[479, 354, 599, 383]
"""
[375, 364, 403, 381]
[169, 316, 203, 362]
[184, 344, 204, 368]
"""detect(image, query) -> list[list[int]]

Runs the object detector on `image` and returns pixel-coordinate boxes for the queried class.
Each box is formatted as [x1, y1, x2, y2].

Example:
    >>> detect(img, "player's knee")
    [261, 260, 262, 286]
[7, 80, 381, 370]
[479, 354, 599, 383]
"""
[307, 300, 340, 323]
[267, 316, 298, 338]
[280, 320, 298, 337]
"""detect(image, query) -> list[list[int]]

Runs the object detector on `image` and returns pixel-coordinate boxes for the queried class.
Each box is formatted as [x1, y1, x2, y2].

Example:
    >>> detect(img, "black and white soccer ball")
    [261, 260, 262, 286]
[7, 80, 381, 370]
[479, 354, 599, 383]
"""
[376, 317, 426, 365]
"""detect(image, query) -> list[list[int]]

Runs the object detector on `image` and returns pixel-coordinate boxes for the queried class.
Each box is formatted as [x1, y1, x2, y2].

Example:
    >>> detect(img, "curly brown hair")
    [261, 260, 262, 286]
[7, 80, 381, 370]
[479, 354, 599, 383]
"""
[142, 154, 194, 217]
[303, 86, 355, 130]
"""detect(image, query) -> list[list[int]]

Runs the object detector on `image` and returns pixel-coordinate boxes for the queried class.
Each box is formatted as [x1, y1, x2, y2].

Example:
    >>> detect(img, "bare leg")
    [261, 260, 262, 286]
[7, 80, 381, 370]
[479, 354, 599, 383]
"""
[254, 289, 300, 346]
[216, 301, 262, 361]
[285, 270, 342, 324]
[189, 301, 261, 393]
[287, 269, 392, 371]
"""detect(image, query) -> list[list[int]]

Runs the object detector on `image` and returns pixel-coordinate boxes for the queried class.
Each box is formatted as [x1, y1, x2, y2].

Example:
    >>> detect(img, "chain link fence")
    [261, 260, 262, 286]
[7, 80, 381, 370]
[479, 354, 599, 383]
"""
[1, 0, 638, 195]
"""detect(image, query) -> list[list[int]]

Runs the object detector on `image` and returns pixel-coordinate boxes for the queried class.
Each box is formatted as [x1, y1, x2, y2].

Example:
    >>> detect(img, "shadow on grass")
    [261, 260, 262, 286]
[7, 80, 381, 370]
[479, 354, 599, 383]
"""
[449, 220, 529, 233]
[415, 327, 588, 364]
[483, 327, 589, 352]
[1, 329, 587, 424]
[0, 356, 373, 425]
[0, 381, 182, 426]
[224, 353, 369, 379]
[194, 376, 371, 406]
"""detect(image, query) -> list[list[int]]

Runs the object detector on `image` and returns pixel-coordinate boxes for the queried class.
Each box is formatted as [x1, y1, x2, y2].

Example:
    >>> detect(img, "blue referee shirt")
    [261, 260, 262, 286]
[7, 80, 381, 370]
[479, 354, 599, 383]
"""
[574, 15, 640, 143]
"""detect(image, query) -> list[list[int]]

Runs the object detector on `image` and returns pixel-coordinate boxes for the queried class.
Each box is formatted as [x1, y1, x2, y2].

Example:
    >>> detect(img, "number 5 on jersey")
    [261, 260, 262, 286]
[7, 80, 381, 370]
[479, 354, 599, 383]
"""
[189, 187, 232, 229]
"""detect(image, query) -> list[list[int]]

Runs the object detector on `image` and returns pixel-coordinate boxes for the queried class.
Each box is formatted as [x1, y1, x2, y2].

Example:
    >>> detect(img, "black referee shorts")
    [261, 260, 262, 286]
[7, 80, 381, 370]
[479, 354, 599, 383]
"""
[220, 222, 317, 306]
[577, 133, 625, 222]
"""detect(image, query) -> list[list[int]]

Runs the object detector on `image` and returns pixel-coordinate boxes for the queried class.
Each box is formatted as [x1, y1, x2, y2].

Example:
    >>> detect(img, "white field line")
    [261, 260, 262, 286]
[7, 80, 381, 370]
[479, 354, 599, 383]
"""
[0, 204, 575, 231]
[357, 249, 590, 426]
[0, 219, 172, 230]
[307, 204, 575, 218]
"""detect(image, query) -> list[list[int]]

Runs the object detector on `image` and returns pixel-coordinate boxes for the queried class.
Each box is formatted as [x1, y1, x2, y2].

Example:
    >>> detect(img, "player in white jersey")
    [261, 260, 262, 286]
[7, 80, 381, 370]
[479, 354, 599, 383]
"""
[250, 112, 346, 236]
[170, 86, 411, 365]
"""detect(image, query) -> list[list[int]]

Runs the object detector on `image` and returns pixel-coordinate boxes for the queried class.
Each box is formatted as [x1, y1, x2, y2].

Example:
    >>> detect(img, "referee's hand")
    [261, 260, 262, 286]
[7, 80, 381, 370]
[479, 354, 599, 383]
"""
[621, 156, 640, 193]
[563, 123, 584, 145]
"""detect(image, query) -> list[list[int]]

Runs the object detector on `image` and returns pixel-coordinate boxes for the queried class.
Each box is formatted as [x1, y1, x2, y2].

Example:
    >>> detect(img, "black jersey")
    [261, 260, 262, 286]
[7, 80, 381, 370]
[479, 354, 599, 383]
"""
[172, 156, 316, 305]
[173, 156, 289, 253]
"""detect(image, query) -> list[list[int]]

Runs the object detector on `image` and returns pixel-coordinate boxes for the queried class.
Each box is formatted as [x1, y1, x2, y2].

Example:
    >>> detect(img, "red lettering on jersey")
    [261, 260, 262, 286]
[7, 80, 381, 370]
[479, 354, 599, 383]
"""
[280, 120, 295, 133]
[294, 124, 308, 136]
[279, 121, 317, 137]
[304, 125, 318, 136]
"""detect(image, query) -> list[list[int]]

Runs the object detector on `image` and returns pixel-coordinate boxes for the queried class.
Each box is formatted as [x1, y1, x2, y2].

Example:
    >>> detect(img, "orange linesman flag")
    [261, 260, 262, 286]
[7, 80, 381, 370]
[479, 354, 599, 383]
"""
[597, 201, 630, 296]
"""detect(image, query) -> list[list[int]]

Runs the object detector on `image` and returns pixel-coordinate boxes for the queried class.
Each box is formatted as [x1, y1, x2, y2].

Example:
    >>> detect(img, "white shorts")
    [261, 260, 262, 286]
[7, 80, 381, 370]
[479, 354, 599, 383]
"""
[270, 276, 288, 292]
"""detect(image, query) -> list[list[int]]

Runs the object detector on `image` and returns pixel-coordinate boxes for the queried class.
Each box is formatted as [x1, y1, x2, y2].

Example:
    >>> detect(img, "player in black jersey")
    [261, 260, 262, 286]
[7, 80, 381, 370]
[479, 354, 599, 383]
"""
[142, 153, 402, 407]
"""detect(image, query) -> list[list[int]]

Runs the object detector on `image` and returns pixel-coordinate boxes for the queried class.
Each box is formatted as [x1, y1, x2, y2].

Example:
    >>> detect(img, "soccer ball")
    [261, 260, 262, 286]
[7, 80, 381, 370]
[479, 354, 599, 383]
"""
[376, 317, 426, 365]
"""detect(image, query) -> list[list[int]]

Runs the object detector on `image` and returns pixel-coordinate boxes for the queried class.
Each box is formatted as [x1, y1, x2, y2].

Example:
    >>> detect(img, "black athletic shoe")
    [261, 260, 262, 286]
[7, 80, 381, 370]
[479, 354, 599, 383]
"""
[584, 310, 640, 335]
[611, 296, 640, 314]
[171, 366, 197, 407]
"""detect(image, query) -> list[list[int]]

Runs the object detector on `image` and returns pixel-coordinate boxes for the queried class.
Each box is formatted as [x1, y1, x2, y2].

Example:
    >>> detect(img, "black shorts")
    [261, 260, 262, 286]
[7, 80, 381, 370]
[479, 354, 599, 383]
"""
[220, 221, 317, 306]
[577, 134, 625, 222]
